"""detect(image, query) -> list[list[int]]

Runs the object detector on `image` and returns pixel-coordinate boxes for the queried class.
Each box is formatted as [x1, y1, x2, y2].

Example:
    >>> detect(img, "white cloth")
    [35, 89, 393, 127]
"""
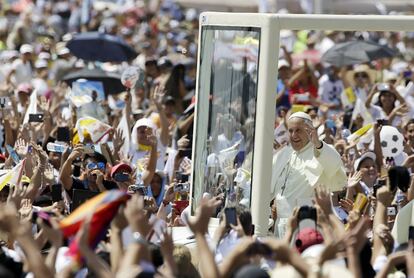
[130, 136, 167, 171]
[271, 142, 347, 215]
[215, 230, 241, 264]
[318, 75, 344, 117]
[12, 59, 32, 85]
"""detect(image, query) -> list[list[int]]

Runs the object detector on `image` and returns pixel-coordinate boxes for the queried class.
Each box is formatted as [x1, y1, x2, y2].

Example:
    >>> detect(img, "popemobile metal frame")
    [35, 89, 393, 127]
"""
[191, 12, 414, 236]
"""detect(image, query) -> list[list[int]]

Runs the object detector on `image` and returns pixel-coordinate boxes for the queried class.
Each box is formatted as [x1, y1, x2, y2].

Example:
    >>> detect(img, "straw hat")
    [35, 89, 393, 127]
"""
[345, 64, 377, 86]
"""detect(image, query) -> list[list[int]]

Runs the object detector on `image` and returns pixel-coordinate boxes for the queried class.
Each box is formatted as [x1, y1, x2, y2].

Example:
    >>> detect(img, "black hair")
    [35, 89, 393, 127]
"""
[388, 166, 411, 192]
[148, 243, 163, 268]
[377, 90, 396, 109]
[405, 119, 414, 131]
[83, 152, 107, 166]
[237, 208, 253, 236]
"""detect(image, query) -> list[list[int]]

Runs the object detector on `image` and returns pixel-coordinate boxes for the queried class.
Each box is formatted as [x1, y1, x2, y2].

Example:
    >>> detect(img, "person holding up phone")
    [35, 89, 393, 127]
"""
[59, 145, 118, 199]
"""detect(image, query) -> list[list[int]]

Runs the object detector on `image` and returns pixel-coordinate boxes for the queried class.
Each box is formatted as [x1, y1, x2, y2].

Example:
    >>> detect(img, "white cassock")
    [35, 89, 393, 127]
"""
[271, 141, 347, 217]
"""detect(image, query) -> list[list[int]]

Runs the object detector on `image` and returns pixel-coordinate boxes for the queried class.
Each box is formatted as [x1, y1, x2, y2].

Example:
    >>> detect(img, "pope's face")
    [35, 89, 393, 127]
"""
[287, 118, 310, 151]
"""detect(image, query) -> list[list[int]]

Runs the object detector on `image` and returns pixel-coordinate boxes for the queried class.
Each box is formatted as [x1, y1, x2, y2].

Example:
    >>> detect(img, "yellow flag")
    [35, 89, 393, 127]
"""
[0, 159, 26, 191]
[75, 117, 112, 144]
[347, 124, 373, 142]
[345, 87, 356, 104]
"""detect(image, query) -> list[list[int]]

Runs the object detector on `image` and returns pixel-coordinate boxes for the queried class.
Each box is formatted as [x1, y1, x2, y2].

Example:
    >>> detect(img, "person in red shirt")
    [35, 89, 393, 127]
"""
[288, 59, 319, 105]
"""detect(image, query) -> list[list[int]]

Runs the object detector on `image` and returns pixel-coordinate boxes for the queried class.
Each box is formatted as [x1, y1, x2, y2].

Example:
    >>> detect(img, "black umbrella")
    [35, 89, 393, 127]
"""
[321, 40, 397, 67]
[66, 32, 137, 62]
[62, 68, 124, 95]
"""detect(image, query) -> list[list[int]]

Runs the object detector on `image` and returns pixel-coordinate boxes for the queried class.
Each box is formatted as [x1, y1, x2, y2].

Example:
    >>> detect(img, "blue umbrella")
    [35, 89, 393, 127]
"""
[66, 32, 137, 62]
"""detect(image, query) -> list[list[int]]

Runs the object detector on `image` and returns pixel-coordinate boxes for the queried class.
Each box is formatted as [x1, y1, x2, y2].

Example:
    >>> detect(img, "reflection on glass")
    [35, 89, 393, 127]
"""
[192, 27, 260, 214]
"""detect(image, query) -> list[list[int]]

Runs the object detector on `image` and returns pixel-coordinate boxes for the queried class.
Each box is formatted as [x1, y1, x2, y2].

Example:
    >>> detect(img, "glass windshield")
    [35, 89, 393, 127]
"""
[192, 26, 261, 213]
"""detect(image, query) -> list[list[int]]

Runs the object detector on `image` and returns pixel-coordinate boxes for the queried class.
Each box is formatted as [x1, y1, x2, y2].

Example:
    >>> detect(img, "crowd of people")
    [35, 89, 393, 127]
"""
[0, 0, 414, 277]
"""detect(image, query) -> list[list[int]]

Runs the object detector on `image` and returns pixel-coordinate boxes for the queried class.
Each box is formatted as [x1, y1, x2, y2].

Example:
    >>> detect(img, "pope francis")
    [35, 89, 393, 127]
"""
[271, 112, 347, 218]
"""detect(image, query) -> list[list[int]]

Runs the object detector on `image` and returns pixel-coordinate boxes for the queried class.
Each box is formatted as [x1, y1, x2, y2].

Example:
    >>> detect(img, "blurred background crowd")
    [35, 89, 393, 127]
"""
[0, 0, 414, 277]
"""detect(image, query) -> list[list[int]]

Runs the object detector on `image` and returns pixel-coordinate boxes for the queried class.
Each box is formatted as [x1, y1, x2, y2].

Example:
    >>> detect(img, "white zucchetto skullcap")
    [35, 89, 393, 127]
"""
[288, 112, 312, 122]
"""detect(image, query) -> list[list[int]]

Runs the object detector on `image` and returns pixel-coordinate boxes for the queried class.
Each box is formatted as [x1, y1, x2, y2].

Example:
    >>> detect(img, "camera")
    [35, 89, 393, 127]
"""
[387, 206, 396, 216]
[128, 185, 148, 196]
[83, 144, 95, 154]
[373, 179, 386, 197]
[377, 119, 388, 126]
[297, 206, 317, 222]
[378, 83, 391, 92]
[176, 171, 189, 183]
[174, 183, 190, 192]
[224, 207, 237, 226]
[29, 113, 44, 123]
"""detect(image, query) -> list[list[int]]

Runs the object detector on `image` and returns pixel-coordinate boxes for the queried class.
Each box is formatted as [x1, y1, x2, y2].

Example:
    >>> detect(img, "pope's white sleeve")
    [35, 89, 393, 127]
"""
[316, 143, 347, 190]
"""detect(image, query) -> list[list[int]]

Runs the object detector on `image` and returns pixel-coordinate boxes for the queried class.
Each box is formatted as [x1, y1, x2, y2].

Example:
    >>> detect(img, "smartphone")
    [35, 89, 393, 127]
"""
[377, 119, 388, 126]
[83, 144, 95, 154]
[224, 207, 237, 226]
[29, 113, 44, 123]
[174, 183, 190, 192]
[175, 171, 189, 182]
[409, 226, 414, 241]
[373, 179, 386, 197]
[128, 185, 148, 196]
[295, 93, 310, 102]
[6, 145, 20, 164]
[51, 184, 62, 202]
[178, 149, 192, 158]
[387, 206, 396, 216]
[378, 83, 391, 92]
[57, 127, 71, 142]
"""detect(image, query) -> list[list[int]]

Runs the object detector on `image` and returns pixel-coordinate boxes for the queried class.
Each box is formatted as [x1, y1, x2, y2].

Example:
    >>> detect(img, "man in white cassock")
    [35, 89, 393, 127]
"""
[271, 112, 347, 220]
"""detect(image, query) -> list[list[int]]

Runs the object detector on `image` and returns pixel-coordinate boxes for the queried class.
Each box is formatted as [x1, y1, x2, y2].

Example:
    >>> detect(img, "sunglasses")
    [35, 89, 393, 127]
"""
[87, 162, 106, 170]
[355, 73, 368, 78]
[113, 172, 130, 182]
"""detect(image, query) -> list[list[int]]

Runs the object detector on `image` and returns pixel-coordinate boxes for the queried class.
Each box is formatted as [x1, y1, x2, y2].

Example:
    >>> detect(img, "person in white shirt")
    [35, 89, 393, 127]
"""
[318, 66, 344, 118]
[7, 44, 33, 86]
[271, 112, 347, 218]
[365, 83, 406, 126]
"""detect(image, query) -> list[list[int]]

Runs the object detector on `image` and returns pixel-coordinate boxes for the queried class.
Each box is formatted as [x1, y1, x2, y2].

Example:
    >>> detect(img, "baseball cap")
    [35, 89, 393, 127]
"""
[111, 163, 132, 178]
[295, 227, 324, 253]
[35, 59, 48, 69]
[278, 59, 290, 70]
[57, 47, 70, 56]
[20, 44, 33, 54]
[134, 118, 156, 130]
[157, 57, 173, 68]
[16, 83, 33, 94]
[354, 151, 376, 172]
[38, 52, 51, 60]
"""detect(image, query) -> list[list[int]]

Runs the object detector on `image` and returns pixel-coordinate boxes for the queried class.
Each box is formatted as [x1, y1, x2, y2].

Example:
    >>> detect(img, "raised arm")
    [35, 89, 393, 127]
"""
[59, 145, 83, 191]
[365, 84, 378, 109]
[142, 133, 157, 186]
[186, 196, 222, 278]
[371, 186, 393, 265]
[153, 86, 170, 146]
